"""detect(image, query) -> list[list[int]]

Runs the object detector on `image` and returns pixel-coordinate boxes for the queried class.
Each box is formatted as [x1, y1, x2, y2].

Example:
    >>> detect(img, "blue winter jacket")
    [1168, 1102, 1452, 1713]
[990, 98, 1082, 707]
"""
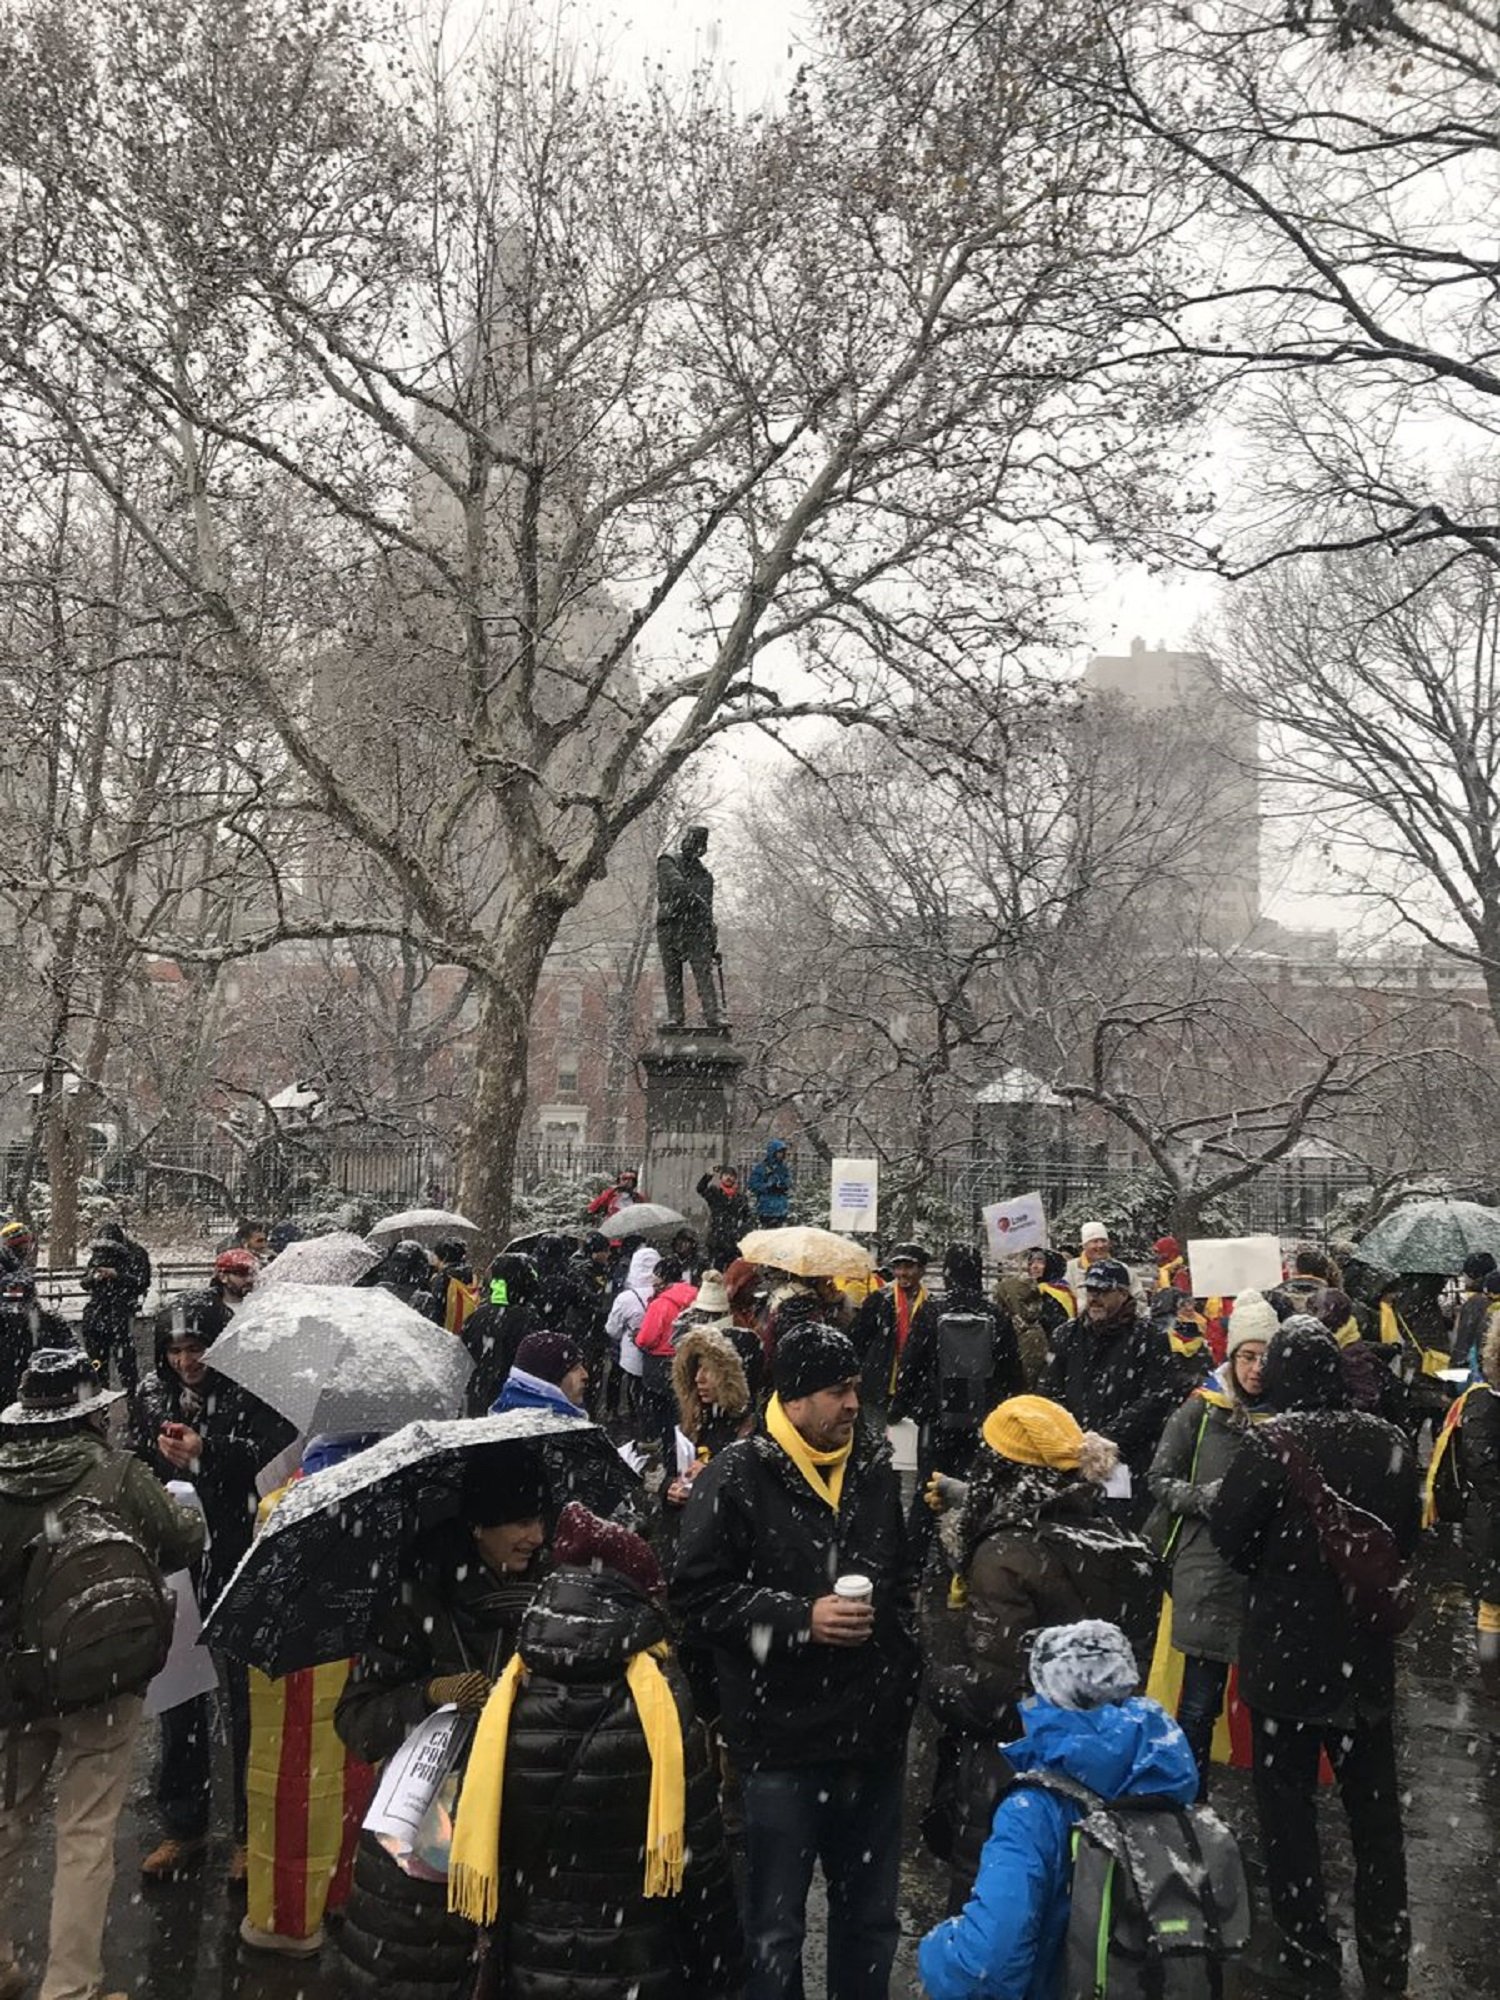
[489, 1367, 587, 1422]
[918, 1695, 1199, 2000]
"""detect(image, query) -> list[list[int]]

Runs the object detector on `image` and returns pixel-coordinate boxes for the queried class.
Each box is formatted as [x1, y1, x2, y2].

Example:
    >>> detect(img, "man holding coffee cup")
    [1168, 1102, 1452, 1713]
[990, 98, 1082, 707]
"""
[673, 1323, 918, 2000]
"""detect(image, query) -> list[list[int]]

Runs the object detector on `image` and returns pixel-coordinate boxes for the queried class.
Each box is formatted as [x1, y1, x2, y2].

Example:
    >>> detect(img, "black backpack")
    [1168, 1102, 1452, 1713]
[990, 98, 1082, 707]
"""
[0, 1456, 174, 1721]
[934, 1311, 995, 1430]
[1015, 1770, 1250, 1998]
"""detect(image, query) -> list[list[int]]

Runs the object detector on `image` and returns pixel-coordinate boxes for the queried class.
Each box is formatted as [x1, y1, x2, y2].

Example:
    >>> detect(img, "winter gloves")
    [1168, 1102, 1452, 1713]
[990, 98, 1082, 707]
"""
[426, 1671, 493, 1712]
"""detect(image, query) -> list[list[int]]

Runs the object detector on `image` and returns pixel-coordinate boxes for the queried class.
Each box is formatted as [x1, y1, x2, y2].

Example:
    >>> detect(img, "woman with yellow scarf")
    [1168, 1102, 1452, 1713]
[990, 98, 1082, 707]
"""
[449, 1503, 742, 1999]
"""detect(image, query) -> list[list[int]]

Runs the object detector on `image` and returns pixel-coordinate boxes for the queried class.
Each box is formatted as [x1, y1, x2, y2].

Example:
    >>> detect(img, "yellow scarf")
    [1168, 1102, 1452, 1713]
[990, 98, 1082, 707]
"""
[765, 1392, 852, 1511]
[1334, 1315, 1361, 1349]
[448, 1647, 686, 1925]
[1039, 1282, 1075, 1316]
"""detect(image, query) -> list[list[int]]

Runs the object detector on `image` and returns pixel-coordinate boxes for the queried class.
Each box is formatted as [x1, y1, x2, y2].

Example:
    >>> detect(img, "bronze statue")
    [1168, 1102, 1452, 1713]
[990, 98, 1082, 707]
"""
[656, 826, 723, 1028]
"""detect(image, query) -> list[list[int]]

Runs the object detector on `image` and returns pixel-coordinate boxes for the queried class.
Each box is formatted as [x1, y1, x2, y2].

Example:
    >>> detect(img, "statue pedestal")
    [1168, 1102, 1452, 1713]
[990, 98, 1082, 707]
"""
[640, 1025, 746, 1235]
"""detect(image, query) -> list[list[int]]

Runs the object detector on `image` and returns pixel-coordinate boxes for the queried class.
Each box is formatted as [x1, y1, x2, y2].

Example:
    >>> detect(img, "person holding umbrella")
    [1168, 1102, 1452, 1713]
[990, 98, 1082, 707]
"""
[129, 1309, 295, 1884]
[334, 1443, 552, 2000]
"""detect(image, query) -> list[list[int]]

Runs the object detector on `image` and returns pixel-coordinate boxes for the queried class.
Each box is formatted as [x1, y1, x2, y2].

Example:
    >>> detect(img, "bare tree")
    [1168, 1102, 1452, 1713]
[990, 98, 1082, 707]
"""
[0, 0, 1198, 1245]
[1220, 546, 1500, 1030]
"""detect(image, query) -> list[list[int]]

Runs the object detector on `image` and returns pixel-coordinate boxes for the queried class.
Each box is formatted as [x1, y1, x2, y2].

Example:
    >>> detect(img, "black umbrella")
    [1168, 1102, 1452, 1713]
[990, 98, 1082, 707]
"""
[200, 1410, 638, 1675]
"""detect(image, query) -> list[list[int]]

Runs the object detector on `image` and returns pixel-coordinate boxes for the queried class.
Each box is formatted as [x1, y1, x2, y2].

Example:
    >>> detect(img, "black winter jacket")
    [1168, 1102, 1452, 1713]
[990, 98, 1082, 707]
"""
[461, 1301, 538, 1417]
[1210, 1410, 1420, 1726]
[890, 1291, 1024, 1431]
[1037, 1307, 1186, 1484]
[129, 1352, 293, 1605]
[490, 1567, 743, 2000]
[335, 1529, 539, 2000]
[0, 1305, 79, 1412]
[1461, 1384, 1500, 1602]
[671, 1423, 918, 1770]
[851, 1285, 940, 1411]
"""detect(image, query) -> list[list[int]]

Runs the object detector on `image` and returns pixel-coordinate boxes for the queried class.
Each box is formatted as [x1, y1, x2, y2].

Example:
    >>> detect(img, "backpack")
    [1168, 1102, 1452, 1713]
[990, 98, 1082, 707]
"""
[1261, 1429, 1417, 1639]
[1016, 1770, 1250, 1999]
[934, 1311, 995, 1430]
[1037, 1516, 1163, 1681]
[0, 1455, 174, 1721]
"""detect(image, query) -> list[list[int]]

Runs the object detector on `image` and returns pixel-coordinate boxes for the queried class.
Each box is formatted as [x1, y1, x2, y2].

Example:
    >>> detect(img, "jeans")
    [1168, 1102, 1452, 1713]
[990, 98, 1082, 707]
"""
[1176, 1655, 1229, 1801]
[740, 1760, 904, 2000]
[1250, 1708, 1410, 1988]
[157, 1658, 251, 1841]
[0, 1694, 143, 2000]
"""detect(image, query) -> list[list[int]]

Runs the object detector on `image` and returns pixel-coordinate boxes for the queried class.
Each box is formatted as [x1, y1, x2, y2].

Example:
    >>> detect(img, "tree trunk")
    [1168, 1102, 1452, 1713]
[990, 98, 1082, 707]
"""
[47, 1092, 83, 1267]
[460, 925, 556, 1260]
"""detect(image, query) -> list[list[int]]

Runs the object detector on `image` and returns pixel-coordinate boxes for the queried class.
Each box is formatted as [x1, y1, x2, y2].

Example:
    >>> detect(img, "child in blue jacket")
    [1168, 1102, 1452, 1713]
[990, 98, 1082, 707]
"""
[918, 1620, 1199, 2000]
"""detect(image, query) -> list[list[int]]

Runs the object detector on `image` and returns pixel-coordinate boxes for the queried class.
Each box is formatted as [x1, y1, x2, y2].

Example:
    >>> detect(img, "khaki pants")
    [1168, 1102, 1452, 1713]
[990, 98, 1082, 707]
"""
[0, 1694, 143, 2000]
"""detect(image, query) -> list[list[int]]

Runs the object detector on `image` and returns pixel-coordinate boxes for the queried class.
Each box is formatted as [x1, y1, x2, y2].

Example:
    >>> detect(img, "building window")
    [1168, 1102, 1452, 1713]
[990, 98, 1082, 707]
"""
[556, 1053, 579, 1097]
[558, 982, 582, 1028]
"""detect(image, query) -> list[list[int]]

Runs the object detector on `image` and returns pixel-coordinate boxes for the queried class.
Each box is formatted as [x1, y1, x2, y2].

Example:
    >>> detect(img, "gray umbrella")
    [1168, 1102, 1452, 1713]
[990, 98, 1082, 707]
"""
[205, 1283, 471, 1435]
[366, 1208, 478, 1249]
[1355, 1198, 1500, 1276]
[259, 1231, 381, 1289]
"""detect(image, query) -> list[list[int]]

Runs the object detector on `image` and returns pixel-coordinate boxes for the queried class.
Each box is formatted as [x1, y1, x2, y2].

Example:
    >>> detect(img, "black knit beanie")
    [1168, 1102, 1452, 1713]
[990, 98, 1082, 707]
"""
[773, 1324, 860, 1402]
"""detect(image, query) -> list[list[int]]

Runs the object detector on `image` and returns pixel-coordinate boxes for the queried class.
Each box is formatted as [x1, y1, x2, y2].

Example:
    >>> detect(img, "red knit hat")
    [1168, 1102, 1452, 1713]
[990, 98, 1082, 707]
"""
[1152, 1236, 1181, 1261]
[551, 1501, 665, 1598]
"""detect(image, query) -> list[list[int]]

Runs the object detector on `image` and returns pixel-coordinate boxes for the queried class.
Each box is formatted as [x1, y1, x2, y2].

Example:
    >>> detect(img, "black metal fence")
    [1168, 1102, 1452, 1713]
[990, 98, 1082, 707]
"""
[4, 1131, 1379, 1242]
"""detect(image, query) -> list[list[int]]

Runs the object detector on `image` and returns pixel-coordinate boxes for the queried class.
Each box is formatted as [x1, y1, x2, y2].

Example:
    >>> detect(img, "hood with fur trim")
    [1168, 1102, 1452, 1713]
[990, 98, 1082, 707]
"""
[672, 1324, 751, 1441]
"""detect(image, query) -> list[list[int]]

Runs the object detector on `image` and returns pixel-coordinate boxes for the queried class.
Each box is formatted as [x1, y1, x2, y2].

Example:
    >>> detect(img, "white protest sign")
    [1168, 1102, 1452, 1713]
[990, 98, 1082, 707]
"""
[1186, 1235, 1283, 1298]
[982, 1192, 1048, 1261]
[829, 1157, 879, 1232]
[143, 1571, 220, 1717]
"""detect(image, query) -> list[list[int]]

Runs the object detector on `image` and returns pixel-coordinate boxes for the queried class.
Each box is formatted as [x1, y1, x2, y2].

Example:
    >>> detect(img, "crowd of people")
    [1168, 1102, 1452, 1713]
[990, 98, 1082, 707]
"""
[0, 1185, 1492, 2000]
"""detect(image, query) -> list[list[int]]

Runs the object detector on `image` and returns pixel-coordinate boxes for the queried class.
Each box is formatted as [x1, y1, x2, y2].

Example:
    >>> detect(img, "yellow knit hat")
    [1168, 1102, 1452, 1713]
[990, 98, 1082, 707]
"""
[980, 1394, 1084, 1470]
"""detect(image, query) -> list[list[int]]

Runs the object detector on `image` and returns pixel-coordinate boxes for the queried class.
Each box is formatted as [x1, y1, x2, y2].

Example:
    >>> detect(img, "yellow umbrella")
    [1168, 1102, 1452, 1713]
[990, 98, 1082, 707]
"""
[738, 1225, 874, 1279]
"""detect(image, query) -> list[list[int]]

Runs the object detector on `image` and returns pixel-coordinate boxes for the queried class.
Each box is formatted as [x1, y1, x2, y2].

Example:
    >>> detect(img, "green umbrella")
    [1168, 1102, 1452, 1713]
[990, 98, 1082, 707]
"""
[1355, 1198, 1500, 1277]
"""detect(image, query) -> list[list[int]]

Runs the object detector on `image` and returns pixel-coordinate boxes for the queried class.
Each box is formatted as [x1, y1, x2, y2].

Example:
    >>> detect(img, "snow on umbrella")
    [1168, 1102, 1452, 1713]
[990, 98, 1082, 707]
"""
[737, 1225, 874, 1279]
[259, 1230, 381, 1289]
[1355, 1197, 1500, 1276]
[201, 1410, 637, 1675]
[365, 1207, 479, 1249]
[586, 1201, 685, 1240]
[205, 1282, 472, 1437]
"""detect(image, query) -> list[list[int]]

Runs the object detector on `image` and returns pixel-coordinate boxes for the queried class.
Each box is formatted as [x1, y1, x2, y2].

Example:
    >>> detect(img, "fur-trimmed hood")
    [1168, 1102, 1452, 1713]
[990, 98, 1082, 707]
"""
[672, 1324, 751, 1441]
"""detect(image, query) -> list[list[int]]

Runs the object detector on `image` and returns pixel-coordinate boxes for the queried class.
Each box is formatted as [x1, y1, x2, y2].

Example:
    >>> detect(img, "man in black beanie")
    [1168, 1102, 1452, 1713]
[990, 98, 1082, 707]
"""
[1210, 1318, 1419, 1998]
[672, 1325, 918, 2000]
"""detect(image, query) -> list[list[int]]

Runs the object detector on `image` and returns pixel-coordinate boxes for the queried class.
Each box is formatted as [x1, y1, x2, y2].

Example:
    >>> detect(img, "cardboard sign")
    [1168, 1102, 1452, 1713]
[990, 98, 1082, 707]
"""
[829, 1157, 879, 1232]
[1186, 1235, 1283, 1298]
[983, 1193, 1048, 1260]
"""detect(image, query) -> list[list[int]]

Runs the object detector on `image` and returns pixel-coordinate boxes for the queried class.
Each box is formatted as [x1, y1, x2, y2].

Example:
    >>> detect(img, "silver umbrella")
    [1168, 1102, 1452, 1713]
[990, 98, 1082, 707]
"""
[366, 1207, 479, 1249]
[206, 1283, 471, 1436]
[259, 1231, 381, 1288]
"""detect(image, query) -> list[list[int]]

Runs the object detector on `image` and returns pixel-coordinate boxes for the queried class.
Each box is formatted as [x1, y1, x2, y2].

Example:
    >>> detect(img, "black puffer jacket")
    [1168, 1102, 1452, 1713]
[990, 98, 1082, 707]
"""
[671, 1422, 918, 1770]
[334, 1529, 539, 2000]
[489, 1566, 743, 2000]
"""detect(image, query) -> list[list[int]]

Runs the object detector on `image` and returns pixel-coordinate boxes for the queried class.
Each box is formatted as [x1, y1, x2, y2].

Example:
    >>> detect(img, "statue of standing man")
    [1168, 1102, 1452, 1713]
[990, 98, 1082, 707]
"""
[656, 826, 723, 1029]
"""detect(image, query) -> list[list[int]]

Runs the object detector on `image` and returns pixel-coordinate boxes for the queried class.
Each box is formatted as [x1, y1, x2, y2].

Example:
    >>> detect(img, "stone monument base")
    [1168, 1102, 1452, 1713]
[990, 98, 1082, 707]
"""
[640, 1024, 746, 1233]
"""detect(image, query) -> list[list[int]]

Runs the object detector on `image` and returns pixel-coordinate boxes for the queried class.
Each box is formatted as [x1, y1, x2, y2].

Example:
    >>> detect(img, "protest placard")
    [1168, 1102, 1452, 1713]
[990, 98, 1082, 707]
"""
[829, 1157, 879, 1231]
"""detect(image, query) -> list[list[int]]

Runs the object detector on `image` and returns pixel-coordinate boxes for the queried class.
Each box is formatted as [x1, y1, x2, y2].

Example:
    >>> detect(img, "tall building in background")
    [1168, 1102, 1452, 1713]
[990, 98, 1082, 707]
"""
[1083, 638, 1262, 946]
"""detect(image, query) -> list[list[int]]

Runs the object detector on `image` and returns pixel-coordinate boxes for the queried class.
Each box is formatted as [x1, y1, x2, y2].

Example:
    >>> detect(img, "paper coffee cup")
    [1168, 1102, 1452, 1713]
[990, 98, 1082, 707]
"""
[834, 1574, 873, 1603]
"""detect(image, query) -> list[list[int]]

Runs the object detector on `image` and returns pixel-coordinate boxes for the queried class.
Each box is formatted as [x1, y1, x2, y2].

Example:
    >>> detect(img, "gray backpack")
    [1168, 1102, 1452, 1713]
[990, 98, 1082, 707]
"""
[1014, 1770, 1250, 1998]
[934, 1311, 994, 1429]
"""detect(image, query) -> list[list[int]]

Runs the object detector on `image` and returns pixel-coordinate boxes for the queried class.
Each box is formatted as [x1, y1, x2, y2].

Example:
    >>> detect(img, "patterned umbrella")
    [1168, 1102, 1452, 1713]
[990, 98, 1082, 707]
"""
[201, 1411, 637, 1674]
[737, 1225, 874, 1278]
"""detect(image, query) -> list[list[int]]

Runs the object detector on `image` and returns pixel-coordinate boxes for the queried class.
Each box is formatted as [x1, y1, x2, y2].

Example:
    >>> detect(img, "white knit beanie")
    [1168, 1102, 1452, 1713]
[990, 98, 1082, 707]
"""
[1080, 1220, 1108, 1246]
[1227, 1287, 1279, 1353]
